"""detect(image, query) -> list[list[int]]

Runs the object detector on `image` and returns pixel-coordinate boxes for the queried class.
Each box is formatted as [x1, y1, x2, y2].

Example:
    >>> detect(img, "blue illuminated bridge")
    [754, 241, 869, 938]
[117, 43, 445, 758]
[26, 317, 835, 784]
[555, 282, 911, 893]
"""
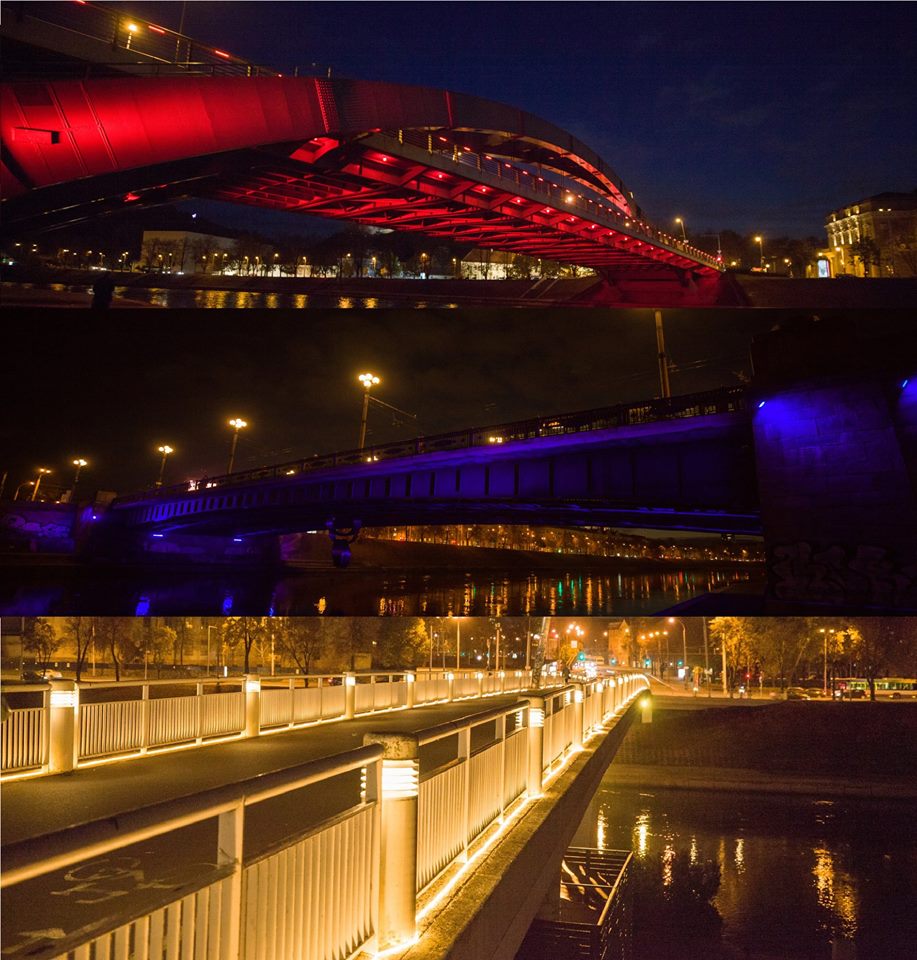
[101, 387, 758, 565]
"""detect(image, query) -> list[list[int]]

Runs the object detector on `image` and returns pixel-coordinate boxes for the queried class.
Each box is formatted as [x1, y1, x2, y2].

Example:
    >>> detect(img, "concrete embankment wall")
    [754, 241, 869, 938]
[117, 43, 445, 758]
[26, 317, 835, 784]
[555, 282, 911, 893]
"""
[609, 700, 917, 799]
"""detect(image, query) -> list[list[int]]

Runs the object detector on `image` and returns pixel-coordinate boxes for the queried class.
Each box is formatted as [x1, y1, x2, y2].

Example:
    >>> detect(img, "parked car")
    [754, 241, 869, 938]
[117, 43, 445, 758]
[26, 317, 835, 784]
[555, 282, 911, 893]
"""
[805, 688, 825, 699]
[785, 687, 810, 700]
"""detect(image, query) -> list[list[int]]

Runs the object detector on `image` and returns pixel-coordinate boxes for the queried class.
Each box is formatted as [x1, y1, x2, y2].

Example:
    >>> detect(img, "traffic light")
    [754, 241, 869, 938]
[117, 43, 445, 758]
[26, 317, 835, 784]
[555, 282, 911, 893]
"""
[577, 652, 586, 661]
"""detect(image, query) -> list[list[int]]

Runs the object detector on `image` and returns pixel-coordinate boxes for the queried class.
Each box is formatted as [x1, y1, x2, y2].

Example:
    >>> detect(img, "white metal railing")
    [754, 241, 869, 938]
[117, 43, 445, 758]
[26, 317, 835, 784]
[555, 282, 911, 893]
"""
[0, 684, 48, 773]
[1, 674, 650, 958]
[2, 746, 381, 960]
[0, 668, 534, 779]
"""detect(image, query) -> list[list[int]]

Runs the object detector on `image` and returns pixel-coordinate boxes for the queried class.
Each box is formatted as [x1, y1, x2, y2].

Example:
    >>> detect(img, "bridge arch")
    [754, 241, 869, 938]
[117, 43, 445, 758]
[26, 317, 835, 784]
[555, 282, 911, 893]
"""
[1, 76, 720, 275]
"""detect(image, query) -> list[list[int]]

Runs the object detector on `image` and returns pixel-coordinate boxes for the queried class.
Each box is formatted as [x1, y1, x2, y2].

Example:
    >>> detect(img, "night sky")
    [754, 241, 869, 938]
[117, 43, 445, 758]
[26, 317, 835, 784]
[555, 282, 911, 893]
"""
[5, 308, 782, 494]
[96, 0, 916, 237]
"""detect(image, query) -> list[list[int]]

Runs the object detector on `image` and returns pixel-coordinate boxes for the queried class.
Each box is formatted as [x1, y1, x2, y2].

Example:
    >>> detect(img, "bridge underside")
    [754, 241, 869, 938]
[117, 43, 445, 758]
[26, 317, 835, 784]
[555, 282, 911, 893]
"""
[128, 499, 762, 540]
[1, 77, 721, 289]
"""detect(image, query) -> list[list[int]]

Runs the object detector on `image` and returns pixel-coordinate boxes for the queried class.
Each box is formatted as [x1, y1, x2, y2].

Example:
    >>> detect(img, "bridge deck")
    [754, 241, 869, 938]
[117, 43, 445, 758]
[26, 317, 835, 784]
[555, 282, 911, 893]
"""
[1, 693, 527, 847]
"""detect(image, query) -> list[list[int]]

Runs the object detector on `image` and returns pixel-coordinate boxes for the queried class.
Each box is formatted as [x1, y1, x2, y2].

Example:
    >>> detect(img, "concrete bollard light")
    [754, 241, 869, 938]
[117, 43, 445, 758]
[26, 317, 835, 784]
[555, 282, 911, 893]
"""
[526, 695, 545, 798]
[476, 671, 484, 698]
[446, 671, 455, 702]
[344, 672, 357, 719]
[48, 680, 79, 774]
[363, 732, 419, 949]
[405, 672, 415, 709]
[641, 694, 653, 724]
[244, 675, 261, 737]
[573, 686, 584, 747]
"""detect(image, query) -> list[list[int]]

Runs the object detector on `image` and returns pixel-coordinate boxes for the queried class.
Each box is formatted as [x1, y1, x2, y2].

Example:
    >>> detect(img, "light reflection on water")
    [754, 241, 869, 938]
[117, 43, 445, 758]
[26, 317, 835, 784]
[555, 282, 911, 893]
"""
[30, 283, 462, 309]
[575, 785, 917, 958]
[0, 566, 752, 616]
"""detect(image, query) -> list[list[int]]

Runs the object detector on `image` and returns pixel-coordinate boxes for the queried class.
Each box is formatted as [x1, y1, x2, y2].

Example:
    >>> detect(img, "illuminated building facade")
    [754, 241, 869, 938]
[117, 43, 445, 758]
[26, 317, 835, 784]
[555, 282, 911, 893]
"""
[824, 192, 917, 277]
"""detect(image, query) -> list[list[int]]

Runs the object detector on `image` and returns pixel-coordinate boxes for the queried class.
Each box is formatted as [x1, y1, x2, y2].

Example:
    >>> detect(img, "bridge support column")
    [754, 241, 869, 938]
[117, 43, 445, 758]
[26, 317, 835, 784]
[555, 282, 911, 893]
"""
[406, 672, 415, 708]
[573, 686, 584, 748]
[244, 675, 260, 737]
[344, 672, 357, 719]
[363, 733, 420, 950]
[751, 319, 917, 608]
[527, 696, 545, 798]
[48, 680, 79, 774]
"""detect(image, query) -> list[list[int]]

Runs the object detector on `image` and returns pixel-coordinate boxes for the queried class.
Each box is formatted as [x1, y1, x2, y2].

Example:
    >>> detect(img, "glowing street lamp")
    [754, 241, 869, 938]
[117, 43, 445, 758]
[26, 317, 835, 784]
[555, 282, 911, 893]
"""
[674, 217, 687, 242]
[156, 445, 174, 487]
[357, 373, 380, 450]
[30, 467, 52, 501]
[754, 235, 764, 269]
[226, 419, 248, 474]
[14, 481, 34, 500]
[668, 616, 689, 684]
[72, 458, 88, 486]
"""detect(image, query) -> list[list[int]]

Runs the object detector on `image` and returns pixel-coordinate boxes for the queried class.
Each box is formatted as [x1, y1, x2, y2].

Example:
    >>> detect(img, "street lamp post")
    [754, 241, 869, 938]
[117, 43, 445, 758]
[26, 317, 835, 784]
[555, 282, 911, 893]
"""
[675, 217, 687, 242]
[451, 615, 462, 669]
[207, 624, 216, 677]
[226, 418, 248, 474]
[156, 445, 174, 487]
[819, 628, 835, 695]
[754, 235, 764, 269]
[30, 468, 52, 502]
[668, 616, 688, 685]
[357, 373, 380, 450]
[13, 481, 34, 500]
[72, 458, 87, 487]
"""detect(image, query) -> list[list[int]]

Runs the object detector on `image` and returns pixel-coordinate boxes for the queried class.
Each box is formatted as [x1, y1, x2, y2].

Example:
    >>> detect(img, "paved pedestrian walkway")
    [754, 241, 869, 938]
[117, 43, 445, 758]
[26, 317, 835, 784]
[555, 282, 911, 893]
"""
[1, 694, 528, 845]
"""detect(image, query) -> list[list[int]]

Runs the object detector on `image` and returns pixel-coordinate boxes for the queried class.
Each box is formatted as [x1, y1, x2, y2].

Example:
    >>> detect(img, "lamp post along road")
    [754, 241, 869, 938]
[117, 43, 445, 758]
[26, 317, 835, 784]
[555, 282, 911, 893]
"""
[668, 617, 688, 685]
[30, 468, 51, 502]
[156, 445, 173, 487]
[357, 372, 380, 450]
[72, 458, 87, 487]
[227, 419, 247, 474]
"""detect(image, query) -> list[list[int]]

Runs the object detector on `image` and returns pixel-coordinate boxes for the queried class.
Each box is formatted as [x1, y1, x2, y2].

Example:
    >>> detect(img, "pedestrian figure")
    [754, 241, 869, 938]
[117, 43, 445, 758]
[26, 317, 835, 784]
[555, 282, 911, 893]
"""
[91, 272, 115, 309]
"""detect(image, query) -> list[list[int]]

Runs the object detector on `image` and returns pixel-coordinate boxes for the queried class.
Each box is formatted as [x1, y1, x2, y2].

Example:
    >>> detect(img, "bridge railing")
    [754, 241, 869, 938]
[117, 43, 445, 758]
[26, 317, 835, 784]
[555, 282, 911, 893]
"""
[0, 667, 535, 779]
[386, 129, 719, 268]
[0, 674, 650, 958]
[1, 0, 281, 77]
[114, 386, 746, 507]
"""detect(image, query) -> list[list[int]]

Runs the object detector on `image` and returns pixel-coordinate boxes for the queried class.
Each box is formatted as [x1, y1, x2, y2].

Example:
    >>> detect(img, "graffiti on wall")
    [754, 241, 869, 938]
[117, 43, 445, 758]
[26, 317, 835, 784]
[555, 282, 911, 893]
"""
[770, 541, 917, 607]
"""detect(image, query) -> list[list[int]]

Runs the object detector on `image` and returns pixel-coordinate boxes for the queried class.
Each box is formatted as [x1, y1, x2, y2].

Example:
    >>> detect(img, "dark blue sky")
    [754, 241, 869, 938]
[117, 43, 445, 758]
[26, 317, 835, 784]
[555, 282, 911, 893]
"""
[100, 2, 917, 236]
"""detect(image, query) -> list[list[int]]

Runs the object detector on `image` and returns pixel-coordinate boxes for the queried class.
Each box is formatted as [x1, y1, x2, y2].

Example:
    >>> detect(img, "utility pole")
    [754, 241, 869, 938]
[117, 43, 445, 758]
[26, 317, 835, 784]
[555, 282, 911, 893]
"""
[721, 627, 729, 696]
[702, 617, 711, 697]
[654, 310, 671, 398]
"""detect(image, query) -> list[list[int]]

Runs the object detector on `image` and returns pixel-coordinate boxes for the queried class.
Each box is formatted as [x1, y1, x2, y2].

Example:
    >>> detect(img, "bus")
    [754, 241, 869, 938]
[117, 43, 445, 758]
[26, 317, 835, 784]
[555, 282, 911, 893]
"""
[834, 678, 917, 699]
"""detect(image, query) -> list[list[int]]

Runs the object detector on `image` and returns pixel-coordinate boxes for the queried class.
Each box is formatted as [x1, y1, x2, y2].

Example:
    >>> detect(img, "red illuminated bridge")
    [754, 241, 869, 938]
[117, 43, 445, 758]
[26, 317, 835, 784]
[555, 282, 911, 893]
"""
[1, 72, 722, 287]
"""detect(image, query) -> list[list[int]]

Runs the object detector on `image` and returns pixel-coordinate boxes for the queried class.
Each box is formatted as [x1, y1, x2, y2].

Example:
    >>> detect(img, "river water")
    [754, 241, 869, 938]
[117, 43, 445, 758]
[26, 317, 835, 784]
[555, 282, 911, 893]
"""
[573, 783, 917, 959]
[0, 565, 752, 616]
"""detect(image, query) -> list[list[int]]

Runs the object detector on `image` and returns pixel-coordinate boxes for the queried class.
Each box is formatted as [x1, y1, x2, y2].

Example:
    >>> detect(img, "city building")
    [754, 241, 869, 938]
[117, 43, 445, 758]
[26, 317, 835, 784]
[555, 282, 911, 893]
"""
[823, 192, 917, 277]
[139, 229, 238, 274]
